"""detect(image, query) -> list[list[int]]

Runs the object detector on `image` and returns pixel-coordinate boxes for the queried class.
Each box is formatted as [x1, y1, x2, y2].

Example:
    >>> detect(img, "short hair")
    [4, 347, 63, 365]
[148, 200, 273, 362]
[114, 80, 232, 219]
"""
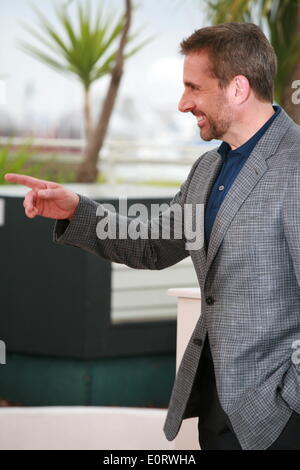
[180, 22, 277, 103]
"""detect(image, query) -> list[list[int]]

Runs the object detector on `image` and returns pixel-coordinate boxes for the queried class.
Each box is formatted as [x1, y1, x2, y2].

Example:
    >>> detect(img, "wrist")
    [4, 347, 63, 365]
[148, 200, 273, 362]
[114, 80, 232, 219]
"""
[68, 194, 80, 221]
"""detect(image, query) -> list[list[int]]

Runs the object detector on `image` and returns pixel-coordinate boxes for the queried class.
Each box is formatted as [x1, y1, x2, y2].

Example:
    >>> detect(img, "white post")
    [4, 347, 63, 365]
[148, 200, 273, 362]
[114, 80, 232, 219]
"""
[167, 287, 201, 450]
[0, 340, 6, 365]
[0, 79, 6, 106]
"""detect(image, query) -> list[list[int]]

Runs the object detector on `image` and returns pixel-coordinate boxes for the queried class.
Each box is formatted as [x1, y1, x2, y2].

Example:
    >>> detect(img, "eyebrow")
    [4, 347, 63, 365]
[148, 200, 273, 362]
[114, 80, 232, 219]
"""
[184, 81, 201, 89]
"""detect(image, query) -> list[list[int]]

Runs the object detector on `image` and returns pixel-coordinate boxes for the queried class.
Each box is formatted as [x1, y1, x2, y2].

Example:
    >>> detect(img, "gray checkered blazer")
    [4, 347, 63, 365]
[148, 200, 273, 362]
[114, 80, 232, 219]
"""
[54, 108, 300, 450]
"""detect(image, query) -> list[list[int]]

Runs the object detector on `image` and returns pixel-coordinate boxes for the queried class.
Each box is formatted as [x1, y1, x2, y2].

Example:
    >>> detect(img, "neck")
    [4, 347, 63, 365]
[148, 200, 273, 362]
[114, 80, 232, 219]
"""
[225, 103, 275, 150]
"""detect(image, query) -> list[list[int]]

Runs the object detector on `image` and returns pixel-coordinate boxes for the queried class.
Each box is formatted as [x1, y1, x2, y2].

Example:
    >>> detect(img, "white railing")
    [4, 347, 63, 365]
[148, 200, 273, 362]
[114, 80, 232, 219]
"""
[0, 136, 216, 184]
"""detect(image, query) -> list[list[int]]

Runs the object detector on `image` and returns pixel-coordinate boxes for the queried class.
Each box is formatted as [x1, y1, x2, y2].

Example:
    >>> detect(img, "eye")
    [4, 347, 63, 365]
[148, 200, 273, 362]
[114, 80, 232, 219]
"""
[184, 83, 201, 92]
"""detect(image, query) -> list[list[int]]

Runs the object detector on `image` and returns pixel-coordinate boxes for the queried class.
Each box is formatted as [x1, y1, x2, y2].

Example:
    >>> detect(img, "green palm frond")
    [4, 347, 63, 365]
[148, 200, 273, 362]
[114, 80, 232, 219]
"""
[17, 42, 69, 74]
[19, 1, 147, 91]
[207, 0, 252, 23]
[125, 35, 155, 60]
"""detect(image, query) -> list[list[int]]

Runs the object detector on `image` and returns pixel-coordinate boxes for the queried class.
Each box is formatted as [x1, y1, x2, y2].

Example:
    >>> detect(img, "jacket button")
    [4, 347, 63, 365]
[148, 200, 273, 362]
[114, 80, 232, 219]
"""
[206, 296, 215, 305]
[193, 338, 203, 347]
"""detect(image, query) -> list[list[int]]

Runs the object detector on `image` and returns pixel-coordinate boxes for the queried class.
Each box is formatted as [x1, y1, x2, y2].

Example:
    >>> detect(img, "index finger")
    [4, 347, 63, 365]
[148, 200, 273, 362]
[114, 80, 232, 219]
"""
[4, 173, 48, 190]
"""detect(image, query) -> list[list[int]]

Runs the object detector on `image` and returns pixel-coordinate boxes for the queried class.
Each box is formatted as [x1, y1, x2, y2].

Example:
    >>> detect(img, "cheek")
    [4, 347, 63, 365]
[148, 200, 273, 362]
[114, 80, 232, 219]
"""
[197, 95, 213, 111]
[220, 90, 232, 109]
[216, 94, 231, 114]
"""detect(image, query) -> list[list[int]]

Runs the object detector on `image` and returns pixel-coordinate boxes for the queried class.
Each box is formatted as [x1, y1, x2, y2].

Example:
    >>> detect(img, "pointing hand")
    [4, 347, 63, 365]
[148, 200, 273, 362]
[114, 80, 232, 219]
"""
[4, 173, 80, 220]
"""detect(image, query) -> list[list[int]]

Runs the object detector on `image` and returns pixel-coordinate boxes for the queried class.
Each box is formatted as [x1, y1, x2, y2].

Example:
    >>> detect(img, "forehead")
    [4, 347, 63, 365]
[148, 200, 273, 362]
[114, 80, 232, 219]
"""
[183, 51, 214, 80]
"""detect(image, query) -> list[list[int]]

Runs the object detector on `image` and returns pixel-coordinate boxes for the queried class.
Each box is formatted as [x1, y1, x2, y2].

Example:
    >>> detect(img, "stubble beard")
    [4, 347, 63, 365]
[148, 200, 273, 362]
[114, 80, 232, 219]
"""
[200, 95, 232, 142]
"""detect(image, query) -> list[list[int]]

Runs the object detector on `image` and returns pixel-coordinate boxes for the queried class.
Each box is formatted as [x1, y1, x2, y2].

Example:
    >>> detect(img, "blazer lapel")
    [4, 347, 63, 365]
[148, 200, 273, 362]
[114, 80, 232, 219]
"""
[188, 149, 222, 274]
[205, 109, 294, 275]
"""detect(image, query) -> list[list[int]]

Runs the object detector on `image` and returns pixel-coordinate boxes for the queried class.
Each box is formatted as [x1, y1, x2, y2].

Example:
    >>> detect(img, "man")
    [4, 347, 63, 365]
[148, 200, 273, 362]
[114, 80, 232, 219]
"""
[5, 22, 300, 450]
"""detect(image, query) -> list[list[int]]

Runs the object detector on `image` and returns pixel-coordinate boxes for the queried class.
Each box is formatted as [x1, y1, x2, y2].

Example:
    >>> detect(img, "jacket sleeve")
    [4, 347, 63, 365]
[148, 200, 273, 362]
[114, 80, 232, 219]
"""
[53, 156, 203, 270]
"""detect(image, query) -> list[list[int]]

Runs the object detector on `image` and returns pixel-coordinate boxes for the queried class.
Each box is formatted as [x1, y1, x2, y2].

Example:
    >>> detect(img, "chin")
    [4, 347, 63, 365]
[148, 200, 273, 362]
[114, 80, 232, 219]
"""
[200, 132, 213, 141]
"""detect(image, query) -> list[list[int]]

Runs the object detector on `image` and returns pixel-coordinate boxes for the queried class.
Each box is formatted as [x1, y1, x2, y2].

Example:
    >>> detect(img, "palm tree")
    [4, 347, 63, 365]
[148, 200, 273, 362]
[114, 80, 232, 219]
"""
[19, 0, 145, 182]
[205, 0, 300, 123]
[76, 0, 136, 182]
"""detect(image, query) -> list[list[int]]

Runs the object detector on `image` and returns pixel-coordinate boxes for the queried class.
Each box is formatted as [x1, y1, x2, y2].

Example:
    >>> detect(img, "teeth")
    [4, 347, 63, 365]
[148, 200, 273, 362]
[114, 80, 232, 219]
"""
[197, 116, 205, 122]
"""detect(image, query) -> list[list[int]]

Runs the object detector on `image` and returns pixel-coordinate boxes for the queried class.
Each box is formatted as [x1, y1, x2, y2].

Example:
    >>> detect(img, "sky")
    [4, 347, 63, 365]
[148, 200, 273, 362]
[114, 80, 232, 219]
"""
[0, 0, 210, 142]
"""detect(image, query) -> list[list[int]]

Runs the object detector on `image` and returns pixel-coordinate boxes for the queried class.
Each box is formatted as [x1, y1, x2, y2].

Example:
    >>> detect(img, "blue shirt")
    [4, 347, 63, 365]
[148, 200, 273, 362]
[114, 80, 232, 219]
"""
[204, 105, 281, 248]
[202, 105, 281, 361]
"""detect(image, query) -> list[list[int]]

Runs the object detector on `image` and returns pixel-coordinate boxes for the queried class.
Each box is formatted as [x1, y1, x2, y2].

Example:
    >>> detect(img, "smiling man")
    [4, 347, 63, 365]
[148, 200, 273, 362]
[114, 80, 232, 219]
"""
[5, 22, 300, 450]
[180, 61, 275, 147]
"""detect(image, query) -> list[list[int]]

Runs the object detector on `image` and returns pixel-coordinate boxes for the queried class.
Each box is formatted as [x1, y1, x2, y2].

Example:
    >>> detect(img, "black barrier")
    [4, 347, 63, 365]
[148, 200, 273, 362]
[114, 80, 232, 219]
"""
[0, 195, 176, 359]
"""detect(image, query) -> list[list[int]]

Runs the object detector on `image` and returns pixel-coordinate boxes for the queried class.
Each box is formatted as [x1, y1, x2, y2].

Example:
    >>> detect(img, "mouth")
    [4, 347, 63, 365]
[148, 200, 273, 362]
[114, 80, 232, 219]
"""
[196, 114, 207, 128]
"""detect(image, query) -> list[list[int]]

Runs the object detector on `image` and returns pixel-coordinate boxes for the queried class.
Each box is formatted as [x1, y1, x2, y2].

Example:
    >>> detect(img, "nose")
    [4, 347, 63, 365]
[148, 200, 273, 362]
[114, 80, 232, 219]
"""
[178, 92, 195, 113]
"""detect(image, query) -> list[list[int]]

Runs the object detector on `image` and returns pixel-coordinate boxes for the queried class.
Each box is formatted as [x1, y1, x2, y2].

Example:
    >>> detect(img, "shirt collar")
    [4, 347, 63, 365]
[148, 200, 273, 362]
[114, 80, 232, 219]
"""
[218, 105, 281, 160]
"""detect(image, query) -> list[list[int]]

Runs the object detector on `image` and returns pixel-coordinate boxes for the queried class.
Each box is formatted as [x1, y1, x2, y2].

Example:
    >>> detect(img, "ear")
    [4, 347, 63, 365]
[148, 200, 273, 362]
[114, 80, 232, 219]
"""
[229, 75, 250, 104]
